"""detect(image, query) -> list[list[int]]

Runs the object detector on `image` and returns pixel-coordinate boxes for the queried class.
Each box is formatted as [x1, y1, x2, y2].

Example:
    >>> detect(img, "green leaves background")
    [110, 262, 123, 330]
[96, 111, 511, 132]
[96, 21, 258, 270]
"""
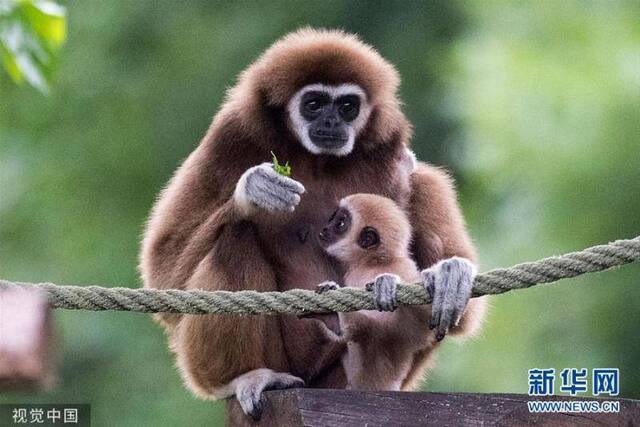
[0, 0, 66, 93]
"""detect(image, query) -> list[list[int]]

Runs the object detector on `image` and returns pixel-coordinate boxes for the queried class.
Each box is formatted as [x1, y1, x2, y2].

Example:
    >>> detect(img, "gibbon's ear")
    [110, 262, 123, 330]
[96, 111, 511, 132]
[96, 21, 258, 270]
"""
[358, 226, 380, 249]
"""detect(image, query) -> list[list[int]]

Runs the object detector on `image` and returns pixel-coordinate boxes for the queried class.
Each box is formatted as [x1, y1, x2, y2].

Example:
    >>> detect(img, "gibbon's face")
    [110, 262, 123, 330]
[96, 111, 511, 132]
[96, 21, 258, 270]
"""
[287, 84, 372, 156]
[318, 206, 381, 261]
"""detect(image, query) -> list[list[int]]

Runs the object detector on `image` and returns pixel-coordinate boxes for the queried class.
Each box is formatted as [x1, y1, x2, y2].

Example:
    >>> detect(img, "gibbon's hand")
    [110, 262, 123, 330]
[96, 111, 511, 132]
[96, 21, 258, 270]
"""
[421, 257, 476, 341]
[233, 163, 305, 215]
[365, 273, 400, 312]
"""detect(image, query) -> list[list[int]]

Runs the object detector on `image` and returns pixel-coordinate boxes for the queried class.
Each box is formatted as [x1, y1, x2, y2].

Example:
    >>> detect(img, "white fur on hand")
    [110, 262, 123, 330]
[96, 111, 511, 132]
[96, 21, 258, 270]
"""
[421, 257, 476, 341]
[233, 163, 305, 216]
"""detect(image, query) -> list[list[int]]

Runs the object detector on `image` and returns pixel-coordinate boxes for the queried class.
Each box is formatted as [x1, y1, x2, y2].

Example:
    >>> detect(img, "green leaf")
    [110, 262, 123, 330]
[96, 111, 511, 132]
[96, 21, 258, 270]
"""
[271, 151, 292, 177]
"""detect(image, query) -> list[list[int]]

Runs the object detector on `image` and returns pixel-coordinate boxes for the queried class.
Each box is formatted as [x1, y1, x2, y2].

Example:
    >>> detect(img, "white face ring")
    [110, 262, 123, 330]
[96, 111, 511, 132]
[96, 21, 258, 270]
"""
[287, 83, 372, 156]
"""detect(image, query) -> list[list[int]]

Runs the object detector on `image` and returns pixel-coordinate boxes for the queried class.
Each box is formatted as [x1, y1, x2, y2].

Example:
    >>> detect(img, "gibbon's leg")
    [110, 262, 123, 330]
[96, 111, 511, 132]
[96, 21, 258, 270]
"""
[172, 221, 291, 404]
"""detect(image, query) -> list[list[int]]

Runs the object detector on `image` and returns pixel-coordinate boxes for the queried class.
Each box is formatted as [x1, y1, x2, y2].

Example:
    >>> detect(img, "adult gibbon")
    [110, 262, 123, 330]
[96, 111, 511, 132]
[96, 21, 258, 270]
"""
[140, 28, 486, 421]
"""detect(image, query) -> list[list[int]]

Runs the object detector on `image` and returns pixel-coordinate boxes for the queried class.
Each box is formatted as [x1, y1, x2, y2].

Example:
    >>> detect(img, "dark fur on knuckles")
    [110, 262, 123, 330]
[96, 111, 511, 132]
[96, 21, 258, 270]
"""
[139, 28, 486, 416]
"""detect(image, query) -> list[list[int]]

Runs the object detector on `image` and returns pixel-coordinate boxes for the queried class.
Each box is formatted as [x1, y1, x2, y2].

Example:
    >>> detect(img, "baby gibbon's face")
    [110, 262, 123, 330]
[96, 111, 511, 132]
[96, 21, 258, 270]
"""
[318, 194, 414, 264]
[318, 205, 381, 261]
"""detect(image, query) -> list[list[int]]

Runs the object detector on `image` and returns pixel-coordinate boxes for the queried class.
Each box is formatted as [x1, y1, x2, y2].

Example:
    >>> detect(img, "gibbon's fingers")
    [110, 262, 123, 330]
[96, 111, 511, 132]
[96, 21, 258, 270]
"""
[422, 257, 475, 341]
[244, 165, 303, 212]
[254, 163, 305, 194]
[249, 188, 291, 212]
[247, 175, 301, 208]
[421, 268, 436, 300]
[371, 273, 400, 312]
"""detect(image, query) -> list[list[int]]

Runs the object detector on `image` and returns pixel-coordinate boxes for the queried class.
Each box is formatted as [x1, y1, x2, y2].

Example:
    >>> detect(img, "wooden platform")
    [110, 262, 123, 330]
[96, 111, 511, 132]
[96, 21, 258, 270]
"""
[228, 389, 640, 426]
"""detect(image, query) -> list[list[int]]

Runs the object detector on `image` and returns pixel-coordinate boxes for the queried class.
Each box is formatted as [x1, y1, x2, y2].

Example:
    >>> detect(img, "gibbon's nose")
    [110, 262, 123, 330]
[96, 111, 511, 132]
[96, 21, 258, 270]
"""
[323, 113, 339, 129]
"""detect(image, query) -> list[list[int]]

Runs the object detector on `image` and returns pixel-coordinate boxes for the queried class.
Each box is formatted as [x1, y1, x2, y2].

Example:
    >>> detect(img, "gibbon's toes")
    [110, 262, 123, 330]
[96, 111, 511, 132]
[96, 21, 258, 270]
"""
[264, 374, 305, 392]
[421, 257, 476, 341]
[236, 371, 304, 421]
[371, 273, 399, 312]
[316, 281, 340, 294]
[255, 374, 304, 418]
[237, 383, 264, 421]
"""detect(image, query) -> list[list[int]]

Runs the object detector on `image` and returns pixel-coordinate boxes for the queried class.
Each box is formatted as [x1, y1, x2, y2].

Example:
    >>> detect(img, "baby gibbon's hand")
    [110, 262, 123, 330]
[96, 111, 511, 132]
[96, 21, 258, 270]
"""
[233, 163, 305, 215]
[421, 257, 476, 341]
[366, 273, 400, 312]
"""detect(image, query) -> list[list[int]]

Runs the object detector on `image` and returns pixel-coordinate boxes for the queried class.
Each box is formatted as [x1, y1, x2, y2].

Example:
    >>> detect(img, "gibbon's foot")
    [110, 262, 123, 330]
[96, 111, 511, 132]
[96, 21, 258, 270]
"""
[235, 369, 304, 421]
[421, 257, 476, 341]
[365, 273, 399, 312]
[296, 282, 340, 320]
[234, 163, 305, 214]
[316, 281, 340, 293]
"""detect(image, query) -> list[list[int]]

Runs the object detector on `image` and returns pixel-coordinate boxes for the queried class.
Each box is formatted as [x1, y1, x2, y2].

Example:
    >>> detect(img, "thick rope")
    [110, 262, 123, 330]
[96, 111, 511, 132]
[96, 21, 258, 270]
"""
[1, 236, 638, 315]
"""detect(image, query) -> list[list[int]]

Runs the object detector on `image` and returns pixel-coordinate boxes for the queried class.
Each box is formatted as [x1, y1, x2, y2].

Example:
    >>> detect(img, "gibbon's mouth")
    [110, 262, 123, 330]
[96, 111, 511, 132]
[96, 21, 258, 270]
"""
[310, 131, 349, 149]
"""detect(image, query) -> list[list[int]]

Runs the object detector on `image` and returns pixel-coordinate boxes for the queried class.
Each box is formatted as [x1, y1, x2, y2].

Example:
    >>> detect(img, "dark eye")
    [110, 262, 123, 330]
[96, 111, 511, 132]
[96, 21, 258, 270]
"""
[300, 91, 331, 120]
[337, 95, 360, 121]
[339, 102, 354, 114]
[305, 100, 322, 113]
[336, 216, 346, 230]
[358, 226, 380, 249]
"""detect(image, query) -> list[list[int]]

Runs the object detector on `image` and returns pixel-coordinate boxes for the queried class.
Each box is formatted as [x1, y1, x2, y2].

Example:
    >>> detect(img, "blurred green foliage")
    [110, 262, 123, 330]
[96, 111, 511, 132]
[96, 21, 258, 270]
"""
[0, 0, 66, 93]
[1, 1, 638, 426]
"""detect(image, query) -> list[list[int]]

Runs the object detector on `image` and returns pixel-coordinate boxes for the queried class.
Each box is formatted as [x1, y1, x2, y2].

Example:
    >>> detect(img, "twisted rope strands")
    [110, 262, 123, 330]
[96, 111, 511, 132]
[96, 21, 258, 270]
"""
[1, 236, 638, 315]
[471, 236, 640, 296]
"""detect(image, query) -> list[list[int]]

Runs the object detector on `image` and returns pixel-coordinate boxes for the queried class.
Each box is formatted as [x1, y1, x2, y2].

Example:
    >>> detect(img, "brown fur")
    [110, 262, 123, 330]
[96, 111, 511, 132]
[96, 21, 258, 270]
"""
[139, 28, 486, 414]
[335, 194, 413, 268]
[407, 164, 487, 337]
[326, 194, 439, 391]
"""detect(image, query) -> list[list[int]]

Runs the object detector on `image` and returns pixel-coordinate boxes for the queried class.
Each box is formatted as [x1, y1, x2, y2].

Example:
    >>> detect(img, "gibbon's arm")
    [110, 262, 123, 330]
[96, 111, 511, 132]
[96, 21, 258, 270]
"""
[141, 148, 303, 295]
[139, 141, 293, 395]
[140, 125, 303, 290]
[408, 162, 487, 338]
